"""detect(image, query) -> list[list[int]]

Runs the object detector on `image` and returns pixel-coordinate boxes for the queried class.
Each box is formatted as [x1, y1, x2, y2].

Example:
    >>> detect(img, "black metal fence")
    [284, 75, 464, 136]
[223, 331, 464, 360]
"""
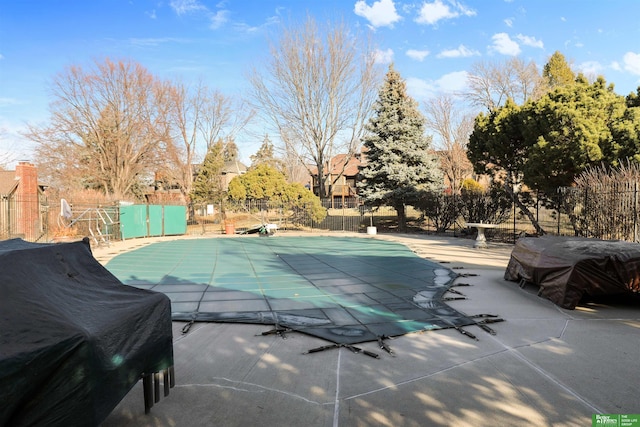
[0, 193, 48, 242]
[5, 183, 639, 244]
[215, 185, 640, 243]
[557, 183, 639, 242]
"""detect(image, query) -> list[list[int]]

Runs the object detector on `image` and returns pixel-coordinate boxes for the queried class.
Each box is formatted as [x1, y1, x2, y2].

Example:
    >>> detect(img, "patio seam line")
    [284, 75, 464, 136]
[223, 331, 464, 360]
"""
[487, 334, 602, 414]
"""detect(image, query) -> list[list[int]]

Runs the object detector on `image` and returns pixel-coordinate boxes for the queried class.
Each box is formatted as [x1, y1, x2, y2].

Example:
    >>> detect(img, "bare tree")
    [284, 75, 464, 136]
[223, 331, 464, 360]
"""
[198, 89, 252, 151]
[465, 58, 545, 110]
[162, 80, 251, 204]
[26, 58, 170, 199]
[424, 94, 474, 194]
[0, 128, 16, 169]
[281, 142, 311, 186]
[248, 16, 380, 198]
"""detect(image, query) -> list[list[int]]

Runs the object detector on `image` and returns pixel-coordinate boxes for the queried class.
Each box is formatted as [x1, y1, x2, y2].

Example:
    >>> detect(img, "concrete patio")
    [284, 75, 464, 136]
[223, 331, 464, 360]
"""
[96, 232, 639, 427]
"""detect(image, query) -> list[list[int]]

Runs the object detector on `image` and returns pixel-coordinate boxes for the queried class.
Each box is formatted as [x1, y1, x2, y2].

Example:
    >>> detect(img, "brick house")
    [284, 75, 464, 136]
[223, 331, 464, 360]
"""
[0, 161, 47, 241]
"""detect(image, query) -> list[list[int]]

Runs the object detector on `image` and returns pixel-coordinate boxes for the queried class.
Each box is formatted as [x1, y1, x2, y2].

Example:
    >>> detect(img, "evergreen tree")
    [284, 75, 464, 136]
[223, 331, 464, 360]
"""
[542, 51, 575, 89]
[468, 98, 527, 187]
[223, 139, 239, 162]
[249, 134, 283, 171]
[228, 164, 327, 222]
[228, 164, 288, 201]
[190, 141, 225, 205]
[358, 64, 442, 231]
[470, 75, 639, 195]
[626, 87, 640, 108]
[522, 75, 635, 193]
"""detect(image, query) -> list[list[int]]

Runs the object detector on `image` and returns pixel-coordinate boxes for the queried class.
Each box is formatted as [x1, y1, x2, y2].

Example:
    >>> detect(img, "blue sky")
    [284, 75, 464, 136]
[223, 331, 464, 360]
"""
[1, 0, 640, 165]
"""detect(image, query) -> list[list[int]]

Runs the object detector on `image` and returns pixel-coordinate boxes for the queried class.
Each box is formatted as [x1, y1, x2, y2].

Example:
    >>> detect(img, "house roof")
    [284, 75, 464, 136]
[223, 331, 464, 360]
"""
[0, 170, 18, 195]
[310, 153, 362, 177]
[333, 154, 361, 176]
[221, 160, 247, 175]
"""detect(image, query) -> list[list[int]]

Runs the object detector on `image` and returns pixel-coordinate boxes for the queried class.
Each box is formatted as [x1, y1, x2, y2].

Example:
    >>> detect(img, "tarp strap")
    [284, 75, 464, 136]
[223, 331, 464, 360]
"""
[470, 315, 505, 335]
[377, 336, 394, 356]
[304, 343, 380, 359]
[181, 319, 195, 334]
[257, 324, 293, 338]
[452, 325, 478, 341]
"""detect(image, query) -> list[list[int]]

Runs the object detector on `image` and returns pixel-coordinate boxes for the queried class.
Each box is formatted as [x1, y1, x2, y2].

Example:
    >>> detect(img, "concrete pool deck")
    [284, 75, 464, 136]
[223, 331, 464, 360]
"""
[96, 232, 640, 427]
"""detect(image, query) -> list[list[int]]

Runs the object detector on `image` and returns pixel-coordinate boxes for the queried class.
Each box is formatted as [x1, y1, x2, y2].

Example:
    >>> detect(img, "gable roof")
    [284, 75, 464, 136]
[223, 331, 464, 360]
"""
[310, 154, 362, 177]
[221, 160, 247, 175]
[331, 154, 361, 176]
[0, 171, 18, 195]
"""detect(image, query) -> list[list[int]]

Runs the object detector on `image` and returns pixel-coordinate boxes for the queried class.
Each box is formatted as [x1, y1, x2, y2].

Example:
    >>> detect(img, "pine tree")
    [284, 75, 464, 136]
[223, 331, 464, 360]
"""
[190, 141, 225, 205]
[543, 51, 575, 89]
[250, 134, 283, 171]
[358, 64, 443, 231]
[223, 139, 239, 162]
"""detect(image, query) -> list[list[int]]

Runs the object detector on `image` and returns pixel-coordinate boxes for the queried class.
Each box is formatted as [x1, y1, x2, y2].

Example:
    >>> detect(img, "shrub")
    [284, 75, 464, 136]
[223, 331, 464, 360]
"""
[460, 185, 511, 224]
[415, 192, 463, 233]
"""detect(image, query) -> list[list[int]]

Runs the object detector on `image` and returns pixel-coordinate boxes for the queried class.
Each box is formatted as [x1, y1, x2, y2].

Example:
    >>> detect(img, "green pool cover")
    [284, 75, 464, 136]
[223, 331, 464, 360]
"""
[106, 237, 500, 349]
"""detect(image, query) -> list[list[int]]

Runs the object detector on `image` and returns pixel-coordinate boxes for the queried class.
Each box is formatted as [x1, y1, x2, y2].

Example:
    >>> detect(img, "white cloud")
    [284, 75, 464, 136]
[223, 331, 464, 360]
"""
[210, 9, 229, 29]
[405, 71, 468, 100]
[623, 52, 640, 75]
[516, 34, 543, 49]
[354, 0, 401, 28]
[406, 77, 435, 100]
[415, 0, 475, 26]
[489, 33, 520, 56]
[406, 49, 430, 61]
[577, 61, 603, 77]
[373, 48, 394, 64]
[170, 0, 232, 30]
[437, 44, 479, 58]
[129, 37, 187, 47]
[436, 70, 469, 92]
[611, 61, 621, 71]
[170, 0, 207, 15]
[233, 15, 280, 35]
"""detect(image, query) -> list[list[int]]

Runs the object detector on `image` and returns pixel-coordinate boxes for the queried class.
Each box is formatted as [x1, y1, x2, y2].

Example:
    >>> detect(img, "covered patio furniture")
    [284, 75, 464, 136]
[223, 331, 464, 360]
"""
[504, 235, 640, 309]
[0, 238, 174, 426]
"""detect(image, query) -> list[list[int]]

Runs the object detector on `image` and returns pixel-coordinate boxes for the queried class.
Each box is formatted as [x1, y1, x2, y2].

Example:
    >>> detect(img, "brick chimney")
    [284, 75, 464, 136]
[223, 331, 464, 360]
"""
[14, 161, 40, 238]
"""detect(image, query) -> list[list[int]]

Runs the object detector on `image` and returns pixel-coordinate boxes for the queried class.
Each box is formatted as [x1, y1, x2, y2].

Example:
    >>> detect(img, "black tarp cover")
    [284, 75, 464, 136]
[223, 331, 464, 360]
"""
[504, 236, 640, 309]
[0, 239, 174, 427]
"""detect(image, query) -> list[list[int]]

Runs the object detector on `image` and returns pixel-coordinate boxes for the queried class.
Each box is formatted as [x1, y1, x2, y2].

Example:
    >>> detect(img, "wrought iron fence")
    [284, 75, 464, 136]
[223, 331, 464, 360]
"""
[214, 187, 640, 243]
[0, 193, 48, 242]
[557, 183, 639, 242]
[460, 186, 640, 243]
[6, 183, 640, 244]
